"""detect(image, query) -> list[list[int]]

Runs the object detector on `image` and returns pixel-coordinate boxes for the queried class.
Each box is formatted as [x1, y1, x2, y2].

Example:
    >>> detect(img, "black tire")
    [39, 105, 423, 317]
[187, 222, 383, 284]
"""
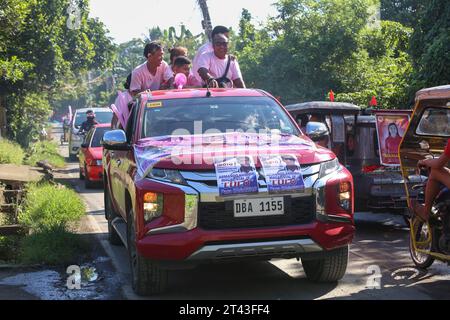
[127, 209, 168, 296]
[79, 166, 85, 180]
[84, 166, 94, 189]
[105, 186, 122, 246]
[409, 217, 435, 269]
[302, 245, 349, 282]
[69, 153, 78, 162]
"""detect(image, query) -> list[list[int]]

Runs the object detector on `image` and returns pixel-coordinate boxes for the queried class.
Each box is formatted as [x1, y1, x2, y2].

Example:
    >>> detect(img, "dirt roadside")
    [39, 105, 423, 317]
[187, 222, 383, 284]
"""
[0, 124, 124, 300]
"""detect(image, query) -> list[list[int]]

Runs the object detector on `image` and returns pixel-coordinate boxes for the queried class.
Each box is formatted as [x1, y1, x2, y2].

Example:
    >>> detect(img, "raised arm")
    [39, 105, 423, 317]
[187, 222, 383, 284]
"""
[198, 67, 218, 88]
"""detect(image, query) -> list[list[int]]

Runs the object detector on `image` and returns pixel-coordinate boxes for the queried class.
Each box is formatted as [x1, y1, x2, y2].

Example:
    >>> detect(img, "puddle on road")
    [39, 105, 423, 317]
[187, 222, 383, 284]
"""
[0, 257, 121, 300]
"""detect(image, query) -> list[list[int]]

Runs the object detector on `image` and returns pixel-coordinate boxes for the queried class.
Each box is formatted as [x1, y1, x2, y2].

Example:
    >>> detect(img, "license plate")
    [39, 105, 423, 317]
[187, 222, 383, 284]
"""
[233, 197, 285, 218]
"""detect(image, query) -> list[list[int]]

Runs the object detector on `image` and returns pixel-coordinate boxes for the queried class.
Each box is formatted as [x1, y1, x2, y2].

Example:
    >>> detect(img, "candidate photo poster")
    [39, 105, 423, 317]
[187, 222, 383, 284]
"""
[260, 154, 305, 193]
[214, 156, 259, 196]
[374, 112, 410, 166]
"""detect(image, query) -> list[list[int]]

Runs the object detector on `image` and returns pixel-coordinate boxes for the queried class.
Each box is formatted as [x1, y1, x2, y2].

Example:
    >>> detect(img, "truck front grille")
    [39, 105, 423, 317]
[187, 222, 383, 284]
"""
[198, 196, 315, 230]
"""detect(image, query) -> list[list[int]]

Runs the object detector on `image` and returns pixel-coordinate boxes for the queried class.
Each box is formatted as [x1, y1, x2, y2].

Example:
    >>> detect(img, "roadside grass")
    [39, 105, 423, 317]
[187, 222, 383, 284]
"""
[0, 235, 22, 264]
[20, 225, 90, 265]
[19, 183, 85, 231]
[17, 182, 87, 265]
[25, 141, 65, 168]
[0, 139, 25, 165]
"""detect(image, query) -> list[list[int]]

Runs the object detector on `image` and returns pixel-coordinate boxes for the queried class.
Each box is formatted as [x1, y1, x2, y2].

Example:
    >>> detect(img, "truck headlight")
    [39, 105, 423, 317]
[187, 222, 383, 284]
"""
[143, 192, 163, 223]
[148, 169, 187, 185]
[319, 158, 340, 178]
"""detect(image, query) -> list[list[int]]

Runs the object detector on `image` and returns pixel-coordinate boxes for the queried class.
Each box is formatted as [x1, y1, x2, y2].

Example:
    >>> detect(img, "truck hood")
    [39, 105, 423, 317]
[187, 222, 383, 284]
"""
[134, 132, 335, 176]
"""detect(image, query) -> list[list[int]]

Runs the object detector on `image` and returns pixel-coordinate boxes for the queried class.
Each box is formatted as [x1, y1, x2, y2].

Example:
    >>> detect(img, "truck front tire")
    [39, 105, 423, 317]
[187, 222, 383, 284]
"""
[302, 245, 349, 282]
[127, 209, 168, 296]
[105, 187, 122, 246]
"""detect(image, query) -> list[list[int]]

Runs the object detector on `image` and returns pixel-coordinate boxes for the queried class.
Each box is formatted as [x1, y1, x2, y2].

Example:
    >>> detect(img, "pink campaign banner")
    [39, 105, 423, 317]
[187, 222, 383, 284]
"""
[374, 111, 411, 166]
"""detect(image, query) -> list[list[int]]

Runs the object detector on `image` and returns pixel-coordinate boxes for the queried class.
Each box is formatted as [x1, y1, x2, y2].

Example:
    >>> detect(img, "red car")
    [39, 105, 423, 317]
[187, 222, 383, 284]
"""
[102, 89, 355, 296]
[79, 123, 111, 188]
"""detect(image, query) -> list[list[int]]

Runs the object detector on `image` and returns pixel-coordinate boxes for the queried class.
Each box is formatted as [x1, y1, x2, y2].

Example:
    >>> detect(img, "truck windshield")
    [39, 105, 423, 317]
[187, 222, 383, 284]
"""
[74, 111, 113, 128]
[141, 97, 299, 138]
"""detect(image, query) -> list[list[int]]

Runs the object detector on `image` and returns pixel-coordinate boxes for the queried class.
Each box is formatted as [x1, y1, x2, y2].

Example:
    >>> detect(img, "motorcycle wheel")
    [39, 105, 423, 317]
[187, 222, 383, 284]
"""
[409, 217, 435, 269]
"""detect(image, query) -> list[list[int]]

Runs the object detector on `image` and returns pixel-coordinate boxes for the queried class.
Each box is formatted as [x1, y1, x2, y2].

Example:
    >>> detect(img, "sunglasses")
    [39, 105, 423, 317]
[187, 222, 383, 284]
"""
[214, 41, 229, 47]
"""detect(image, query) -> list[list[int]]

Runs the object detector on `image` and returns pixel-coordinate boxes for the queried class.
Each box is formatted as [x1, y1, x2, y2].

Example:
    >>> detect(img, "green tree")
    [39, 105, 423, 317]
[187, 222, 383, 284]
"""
[7, 93, 52, 147]
[147, 25, 204, 60]
[334, 21, 413, 108]
[113, 38, 146, 87]
[380, 0, 424, 27]
[236, 9, 256, 52]
[0, 0, 116, 146]
[409, 0, 450, 91]
[237, 0, 376, 103]
[0, 0, 32, 85]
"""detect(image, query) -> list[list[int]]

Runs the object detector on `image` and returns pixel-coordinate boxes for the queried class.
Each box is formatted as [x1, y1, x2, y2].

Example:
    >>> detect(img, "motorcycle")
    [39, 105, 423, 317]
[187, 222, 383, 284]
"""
[408, 175, 450, 268]
[399, 84, 450, 269]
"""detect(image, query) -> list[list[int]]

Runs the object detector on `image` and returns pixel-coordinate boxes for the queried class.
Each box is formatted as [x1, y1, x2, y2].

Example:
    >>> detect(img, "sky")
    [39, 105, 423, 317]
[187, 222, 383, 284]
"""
[89, 0, 278, 44]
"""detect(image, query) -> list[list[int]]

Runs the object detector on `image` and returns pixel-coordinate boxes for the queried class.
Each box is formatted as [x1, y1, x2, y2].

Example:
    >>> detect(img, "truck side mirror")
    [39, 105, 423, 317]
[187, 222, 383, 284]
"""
[102, 130, 131, 151]
[306, 122, 330, 142]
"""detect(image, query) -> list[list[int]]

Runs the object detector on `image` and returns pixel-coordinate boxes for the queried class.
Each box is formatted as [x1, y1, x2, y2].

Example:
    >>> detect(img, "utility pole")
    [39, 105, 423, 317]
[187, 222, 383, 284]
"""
[197, 0, 213, 41]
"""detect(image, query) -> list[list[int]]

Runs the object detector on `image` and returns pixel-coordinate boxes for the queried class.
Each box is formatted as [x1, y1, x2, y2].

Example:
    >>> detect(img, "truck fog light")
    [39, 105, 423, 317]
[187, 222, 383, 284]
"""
[183, 194, 198, 230]
[143, 192, 163, 223]
[340, 199, 351, 211]
[338, 181, 352, 212]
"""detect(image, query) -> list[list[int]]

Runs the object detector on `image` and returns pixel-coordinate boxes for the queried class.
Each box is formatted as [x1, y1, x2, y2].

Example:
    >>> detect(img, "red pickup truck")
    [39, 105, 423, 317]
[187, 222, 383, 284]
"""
[102, 88, 355, 296]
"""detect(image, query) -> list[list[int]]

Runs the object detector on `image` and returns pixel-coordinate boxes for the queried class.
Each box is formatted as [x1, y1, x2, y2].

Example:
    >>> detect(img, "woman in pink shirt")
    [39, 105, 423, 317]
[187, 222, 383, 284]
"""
[384, 123, 403, 154]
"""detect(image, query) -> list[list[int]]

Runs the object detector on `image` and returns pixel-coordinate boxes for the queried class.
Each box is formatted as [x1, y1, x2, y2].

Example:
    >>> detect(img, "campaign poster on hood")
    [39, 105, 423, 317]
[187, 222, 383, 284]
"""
[214, 156, 259, 196]
[260, 154, 305, 193]
[374, 111, 410, 166]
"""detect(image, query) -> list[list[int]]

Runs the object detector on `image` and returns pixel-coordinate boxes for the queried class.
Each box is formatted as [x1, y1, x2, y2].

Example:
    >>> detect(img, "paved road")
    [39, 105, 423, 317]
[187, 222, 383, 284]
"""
[56, 126, 450, 300]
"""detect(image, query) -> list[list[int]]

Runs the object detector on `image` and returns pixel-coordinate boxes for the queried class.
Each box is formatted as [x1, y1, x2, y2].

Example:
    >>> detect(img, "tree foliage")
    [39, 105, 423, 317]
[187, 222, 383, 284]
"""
[236, 0, 447, 108]
[0, 0, 116, 146]
[147, 25, 205, 61]
[409, 0, 450, 90]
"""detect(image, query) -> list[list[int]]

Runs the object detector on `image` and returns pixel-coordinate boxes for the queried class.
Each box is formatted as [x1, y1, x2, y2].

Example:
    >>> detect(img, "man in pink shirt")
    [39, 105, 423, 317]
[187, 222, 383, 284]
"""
[192, 26, 230, 84]
[197, 33, 245, 88]
[130, 42, 174, 95]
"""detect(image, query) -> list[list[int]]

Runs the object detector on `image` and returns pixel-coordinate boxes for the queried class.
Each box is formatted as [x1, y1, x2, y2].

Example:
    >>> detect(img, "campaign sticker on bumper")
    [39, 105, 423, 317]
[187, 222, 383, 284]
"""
[215, 156, 259, 196]
[260, 154, 305, 193]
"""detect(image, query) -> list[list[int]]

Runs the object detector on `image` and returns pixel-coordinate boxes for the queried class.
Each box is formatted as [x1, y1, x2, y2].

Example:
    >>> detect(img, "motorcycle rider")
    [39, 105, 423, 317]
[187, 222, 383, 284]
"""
[414, 138, 450, 222]
[79, 110, 98, 134]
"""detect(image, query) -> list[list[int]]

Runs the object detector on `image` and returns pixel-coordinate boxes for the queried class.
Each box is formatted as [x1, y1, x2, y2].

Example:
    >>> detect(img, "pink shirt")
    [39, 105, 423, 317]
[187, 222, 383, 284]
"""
[197, 52, 243, 84]
[187, 73, 202, 87]
[113, 90, 133, 128]
[130, 61, 173, 92]
[445, 139, 450, 158]
[192, 42, 213, 82]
